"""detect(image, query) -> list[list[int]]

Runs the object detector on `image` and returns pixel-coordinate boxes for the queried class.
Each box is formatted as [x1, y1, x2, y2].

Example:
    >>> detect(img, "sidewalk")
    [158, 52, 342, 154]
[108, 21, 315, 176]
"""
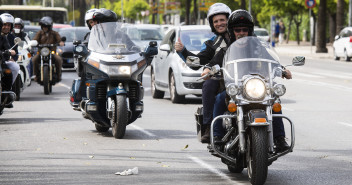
[273, 40, 333, 59]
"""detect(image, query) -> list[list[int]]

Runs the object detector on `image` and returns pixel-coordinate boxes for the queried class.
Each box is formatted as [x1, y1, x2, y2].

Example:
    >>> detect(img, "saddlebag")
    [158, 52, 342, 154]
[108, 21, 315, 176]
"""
[195, 106, 204, 142]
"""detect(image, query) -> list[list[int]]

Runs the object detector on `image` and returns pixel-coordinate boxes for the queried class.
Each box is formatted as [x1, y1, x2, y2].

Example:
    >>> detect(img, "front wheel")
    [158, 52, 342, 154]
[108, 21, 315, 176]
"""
[151, 68, 164, 99]
[169, 72, 184, 103]
[43, 66, 51, 95]
[12, 75, 21, 101]
[246, 127, 268, 185]
[111, 95, 128, 139]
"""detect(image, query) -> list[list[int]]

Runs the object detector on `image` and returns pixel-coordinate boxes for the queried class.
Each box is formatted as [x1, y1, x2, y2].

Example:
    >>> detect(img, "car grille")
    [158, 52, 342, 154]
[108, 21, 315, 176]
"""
[183, 82, 203, 89]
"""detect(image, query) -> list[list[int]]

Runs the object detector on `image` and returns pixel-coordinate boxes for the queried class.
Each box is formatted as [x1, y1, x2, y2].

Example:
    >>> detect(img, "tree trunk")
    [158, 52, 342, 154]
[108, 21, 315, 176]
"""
[293, 14, 302, 45]
[79, 0, 87, 26]
[185, 0, 191, 25]
[316, 0, 327, 53]
[193, 0, 198, 24]
[329, 13, 336, 43]
[311, 11, 316, 46]
[286, 15, 293, 44]
[336, 0, 345, 34]
[241, 0, 246, 9]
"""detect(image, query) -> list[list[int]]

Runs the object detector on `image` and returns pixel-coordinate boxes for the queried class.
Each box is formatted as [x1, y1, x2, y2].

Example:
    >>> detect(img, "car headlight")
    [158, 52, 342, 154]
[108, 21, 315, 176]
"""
[75, 46, 83, 53]
[226, 83, 238, 97]
[243, 77, 266, 100]
[273, 84, 286, 96]
[40, 47, 50, 57]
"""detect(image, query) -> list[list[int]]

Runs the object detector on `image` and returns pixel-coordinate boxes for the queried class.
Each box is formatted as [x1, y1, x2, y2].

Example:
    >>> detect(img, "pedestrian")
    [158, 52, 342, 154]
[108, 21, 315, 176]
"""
[275, 22, 280, 43]
[279, 20, 285, 44]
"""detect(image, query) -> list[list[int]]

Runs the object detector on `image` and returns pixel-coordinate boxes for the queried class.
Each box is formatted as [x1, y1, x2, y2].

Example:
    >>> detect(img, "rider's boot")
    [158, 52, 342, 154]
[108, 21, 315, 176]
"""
[274, 136, 290, 152]
[201, 124, 210, 143]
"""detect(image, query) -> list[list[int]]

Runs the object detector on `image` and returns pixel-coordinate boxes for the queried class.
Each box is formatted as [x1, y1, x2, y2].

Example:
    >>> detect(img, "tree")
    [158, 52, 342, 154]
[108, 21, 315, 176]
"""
[336, 0, 345, 33]
[316, 0, 328, 53]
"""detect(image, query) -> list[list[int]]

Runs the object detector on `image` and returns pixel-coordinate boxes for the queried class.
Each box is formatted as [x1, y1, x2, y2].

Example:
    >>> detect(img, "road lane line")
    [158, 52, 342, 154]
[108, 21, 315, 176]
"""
[338, 122, 352, 128]
[130, 124, 156, 137]
[293, 79, 352, 92]
[293, 72, 323, 78]
[188, 155, 246, 185]
[57, 83, 71, 90]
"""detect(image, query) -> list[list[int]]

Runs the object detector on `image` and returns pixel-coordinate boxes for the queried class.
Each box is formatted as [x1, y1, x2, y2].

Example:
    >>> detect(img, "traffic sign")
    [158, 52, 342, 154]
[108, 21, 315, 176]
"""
[305, 0, 316, 9]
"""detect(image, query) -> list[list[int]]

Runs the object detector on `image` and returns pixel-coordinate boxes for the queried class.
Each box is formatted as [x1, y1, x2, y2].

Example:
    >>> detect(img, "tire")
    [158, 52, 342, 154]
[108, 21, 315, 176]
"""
[344, 49, 351, 61]
[151, 68, 164, 99]
[169, 72, 185, 103]
[246, 127, 268, 185]
[12, 75, 21, 101]
[95, 124, 109, 132]
[111, 95, 128, 139]
[43, 66, 50, 95]
[333, 49, 340, 60]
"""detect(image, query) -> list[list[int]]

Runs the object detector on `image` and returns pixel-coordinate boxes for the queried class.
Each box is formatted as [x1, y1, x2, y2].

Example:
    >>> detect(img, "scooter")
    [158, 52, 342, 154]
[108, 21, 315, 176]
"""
[189, 36, 305, 185]
[69, 22, 157, 139]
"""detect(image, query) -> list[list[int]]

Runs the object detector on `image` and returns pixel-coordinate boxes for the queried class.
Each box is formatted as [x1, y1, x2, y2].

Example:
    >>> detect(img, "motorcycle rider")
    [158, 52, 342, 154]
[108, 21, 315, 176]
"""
[175, 3, 232, 143]
[205, 9, 291, 152]
[13, 18, 29, 42]
[32, 16, 64, 82]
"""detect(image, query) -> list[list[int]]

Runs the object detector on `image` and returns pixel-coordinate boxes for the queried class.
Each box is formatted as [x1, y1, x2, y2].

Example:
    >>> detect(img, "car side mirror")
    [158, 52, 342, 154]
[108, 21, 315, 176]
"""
[186, 56, 201, 67]
[334, 35, 340, 40]
[160, 44, 170, 52]
[292, 56, 305, 66]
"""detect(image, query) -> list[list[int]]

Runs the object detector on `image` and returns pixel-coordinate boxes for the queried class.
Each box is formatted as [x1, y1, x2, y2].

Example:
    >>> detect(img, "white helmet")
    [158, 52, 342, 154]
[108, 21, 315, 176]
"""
[14, 18, 24, 33]
[85, 8, 98, 30]
[206, 3, 231, 33]
[0, 13, 15, 31]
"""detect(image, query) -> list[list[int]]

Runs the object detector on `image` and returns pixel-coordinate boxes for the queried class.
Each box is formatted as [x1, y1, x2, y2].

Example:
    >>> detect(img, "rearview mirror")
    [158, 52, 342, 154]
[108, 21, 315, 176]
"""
[186, 56, 201, 67]
[61, 36, 66, 42]
[14, 37, 22, 45]
[149, 41, 157, 47]
[292, 56, 305, 66]
[73, 40, 81, 45]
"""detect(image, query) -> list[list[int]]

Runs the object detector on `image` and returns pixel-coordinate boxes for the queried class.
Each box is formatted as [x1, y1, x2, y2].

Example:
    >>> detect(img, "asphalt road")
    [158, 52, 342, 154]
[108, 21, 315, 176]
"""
[0, 54, 352, 185]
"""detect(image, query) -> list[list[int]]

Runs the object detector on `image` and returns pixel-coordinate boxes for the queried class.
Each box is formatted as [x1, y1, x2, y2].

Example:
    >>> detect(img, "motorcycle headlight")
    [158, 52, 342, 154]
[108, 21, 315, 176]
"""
[243, 78, 266, 100]
[40, 47, 50, 57]
[273, 84, 286, 96]
[226, 83, 238, 96]
[100, 64, 137, 76]
[75, 46, 83, 53]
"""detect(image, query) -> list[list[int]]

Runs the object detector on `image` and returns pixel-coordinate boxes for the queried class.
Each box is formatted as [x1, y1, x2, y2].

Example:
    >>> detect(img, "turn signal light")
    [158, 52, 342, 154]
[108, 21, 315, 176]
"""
[27, 53, 31, 58]
[255, 118, 267, 123]
[227, 102, 237, 112]
[88, 59, 99, 69]
[51, 51, 55, 54]
[273, 103, 281, 112]
[86, 83, 90, 87]
[4, 69, 12, 74]
[350, 36, 352, 43]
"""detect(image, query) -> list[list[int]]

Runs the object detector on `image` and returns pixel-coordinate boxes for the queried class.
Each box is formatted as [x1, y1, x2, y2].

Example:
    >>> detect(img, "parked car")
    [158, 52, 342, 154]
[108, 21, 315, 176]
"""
[56, 26, 90, 68]
[254, 27, 270, 42]
[151, 25, 215, 103]
[333, 27, 352, 61]
[121, 24, 163, 50]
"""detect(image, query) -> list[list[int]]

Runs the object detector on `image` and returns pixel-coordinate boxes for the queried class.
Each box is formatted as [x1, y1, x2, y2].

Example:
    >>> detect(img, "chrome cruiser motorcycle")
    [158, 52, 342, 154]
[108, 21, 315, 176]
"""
[191, 37, 305, 185]
[69, 22, 157, 139]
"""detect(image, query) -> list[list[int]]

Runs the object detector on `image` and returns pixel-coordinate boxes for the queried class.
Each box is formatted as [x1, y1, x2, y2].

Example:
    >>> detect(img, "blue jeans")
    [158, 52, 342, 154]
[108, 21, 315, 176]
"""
[202, 79, 220, 125]
[213, 91, 286, 138]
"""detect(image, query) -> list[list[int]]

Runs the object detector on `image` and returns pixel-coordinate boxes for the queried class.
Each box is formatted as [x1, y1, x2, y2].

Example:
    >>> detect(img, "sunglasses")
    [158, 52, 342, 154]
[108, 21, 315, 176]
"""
[234, 28, 249, 33]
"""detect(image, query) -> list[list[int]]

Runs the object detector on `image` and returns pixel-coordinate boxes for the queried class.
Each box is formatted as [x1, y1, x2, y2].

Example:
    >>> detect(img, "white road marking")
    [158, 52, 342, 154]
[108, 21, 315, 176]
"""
[57, 83, 71, 90]
[293, 79, 352, 92]
[188, 155, 246, 185]
[312, 72, 352, 80]
[338, 122, 352, 128]
[130, 124, 156, 137]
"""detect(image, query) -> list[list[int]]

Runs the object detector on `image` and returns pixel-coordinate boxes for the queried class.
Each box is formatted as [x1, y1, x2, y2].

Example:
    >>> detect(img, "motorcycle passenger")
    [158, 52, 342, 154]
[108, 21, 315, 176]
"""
[13, 18, 29, 42]
[175, 3, 232, 143]
[206, 9, 291, 152]
[83, 8, 98, 42]
[0, 13, 20, 85]
[32, 16, 64, 82]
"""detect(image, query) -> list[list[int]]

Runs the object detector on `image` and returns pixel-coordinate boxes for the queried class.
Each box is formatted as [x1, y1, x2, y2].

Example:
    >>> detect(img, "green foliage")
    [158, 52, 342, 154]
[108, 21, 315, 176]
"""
[98, 0, 149, 21]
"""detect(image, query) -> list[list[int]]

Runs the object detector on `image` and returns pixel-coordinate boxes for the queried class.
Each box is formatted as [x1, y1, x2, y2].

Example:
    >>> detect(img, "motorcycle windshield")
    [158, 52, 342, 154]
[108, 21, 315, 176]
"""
[88, 22, 141, 54]
[222, 36, 282, 86]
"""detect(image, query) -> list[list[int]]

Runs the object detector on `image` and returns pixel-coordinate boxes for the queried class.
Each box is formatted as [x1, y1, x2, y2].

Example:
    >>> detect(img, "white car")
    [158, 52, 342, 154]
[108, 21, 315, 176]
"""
[121, 24, 163, 51]
[151, 25, 215, 103]
[254, 28, 270, 42]
[333, 27, 352, 61]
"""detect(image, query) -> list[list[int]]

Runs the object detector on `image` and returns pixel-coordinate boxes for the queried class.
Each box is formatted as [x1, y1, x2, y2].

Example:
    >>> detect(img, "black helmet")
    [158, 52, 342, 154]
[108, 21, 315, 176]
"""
[92, 8, 117, 23]
[39, 16, 53, 30]
[227, 9, 254, 42]
[206, 3, 231, 34]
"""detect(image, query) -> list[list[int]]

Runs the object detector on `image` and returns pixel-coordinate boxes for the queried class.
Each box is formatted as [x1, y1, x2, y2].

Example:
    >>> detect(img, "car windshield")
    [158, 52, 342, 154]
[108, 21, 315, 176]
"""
[180, 29, 215, 51]
[88, 22, 140, 54]
[222, 36, 281, 86]
[58, 27, 90, 42]
[126, 27, 163, 41]
[254, 30, 269, 36]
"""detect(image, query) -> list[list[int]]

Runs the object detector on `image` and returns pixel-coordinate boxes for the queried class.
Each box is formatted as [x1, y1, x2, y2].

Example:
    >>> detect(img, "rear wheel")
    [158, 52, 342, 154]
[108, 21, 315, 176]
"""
[246, 127, 268, 185]
[151, 68, 164, 99]
[169, 72, 184, 103]
[12, 75, 21, 101]
[43, 66, 50, 95]
[111, 95, 128, 139]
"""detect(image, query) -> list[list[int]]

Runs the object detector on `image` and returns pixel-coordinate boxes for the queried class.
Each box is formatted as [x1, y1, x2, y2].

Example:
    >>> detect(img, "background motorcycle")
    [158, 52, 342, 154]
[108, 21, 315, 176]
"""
[190, 37, 305, 185]
[69, 22, 157, 139]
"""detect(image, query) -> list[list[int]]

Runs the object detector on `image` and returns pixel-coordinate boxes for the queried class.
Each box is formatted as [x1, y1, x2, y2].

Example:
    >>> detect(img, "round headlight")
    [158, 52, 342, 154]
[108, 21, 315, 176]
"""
[244, 78, 266, 100]
[75, 46, 83, 53]
[273, 84, 286, 96]
[226, 83, 238, 96]
[40, 47, 50, 57]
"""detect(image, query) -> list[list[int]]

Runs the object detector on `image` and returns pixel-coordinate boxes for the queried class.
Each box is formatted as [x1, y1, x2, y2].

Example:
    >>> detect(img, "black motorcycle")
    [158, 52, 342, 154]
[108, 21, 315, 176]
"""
[69, 22, 157, 138]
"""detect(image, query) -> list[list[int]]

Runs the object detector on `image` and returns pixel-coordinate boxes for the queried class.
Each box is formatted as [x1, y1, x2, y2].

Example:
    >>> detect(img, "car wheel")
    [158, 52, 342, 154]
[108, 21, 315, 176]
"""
[344, 49, 351, 61]
[333, 48, 340, 60]
[169, 71, 185, 103]
[151, 68, 164, 99]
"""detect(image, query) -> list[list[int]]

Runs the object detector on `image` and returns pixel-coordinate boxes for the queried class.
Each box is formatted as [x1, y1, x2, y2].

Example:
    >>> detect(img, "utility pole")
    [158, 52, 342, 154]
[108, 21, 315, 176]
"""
[248, 0, 251, 14]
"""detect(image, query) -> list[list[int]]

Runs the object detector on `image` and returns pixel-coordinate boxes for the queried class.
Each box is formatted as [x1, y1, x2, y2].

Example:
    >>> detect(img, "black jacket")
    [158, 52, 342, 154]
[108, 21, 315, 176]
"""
[0, 35, 11, 61]
[3, 33, 18, 61]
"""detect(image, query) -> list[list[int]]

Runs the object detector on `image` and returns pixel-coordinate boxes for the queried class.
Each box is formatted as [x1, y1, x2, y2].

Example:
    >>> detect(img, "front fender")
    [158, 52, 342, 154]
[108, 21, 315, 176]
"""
[106, 87, 128, 97]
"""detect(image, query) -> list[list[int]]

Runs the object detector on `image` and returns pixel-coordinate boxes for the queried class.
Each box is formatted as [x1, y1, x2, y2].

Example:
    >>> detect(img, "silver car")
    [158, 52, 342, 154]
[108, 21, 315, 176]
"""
[121, 24, 163, 51]
[333, 27, 352, 61]
[151, 25, 215, 103]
